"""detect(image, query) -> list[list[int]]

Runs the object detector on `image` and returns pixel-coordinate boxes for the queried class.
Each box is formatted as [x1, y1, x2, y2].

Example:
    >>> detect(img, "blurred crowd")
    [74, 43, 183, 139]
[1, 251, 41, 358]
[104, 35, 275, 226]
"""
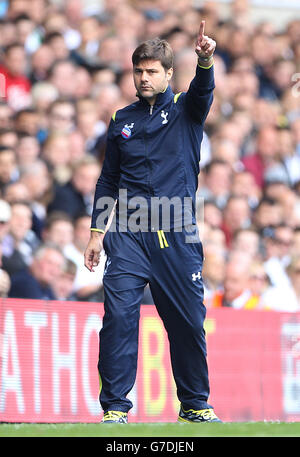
[0, 0, 299, 311]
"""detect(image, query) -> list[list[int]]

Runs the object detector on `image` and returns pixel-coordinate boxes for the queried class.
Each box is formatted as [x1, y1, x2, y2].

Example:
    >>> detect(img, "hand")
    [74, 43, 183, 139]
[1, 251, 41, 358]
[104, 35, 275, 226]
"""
[84, 231, 104, 272]
[0, 269, 10, 297]
[195, 20, 216, 59]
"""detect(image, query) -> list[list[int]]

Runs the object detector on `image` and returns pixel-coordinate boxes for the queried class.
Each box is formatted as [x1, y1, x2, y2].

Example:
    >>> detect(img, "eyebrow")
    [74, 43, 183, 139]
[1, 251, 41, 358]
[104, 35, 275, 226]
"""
[134, 66, 159, 71]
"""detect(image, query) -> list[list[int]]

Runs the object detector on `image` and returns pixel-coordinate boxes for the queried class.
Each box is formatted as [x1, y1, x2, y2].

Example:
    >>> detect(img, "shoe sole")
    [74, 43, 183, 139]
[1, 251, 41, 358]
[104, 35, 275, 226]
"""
[178, 416, 222, 423]
[102, 421, 128, 424]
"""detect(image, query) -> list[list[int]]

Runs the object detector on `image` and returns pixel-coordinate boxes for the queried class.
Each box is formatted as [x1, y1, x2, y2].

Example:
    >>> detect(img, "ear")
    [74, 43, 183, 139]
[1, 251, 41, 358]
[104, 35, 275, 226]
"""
[166, 67, 173, 81]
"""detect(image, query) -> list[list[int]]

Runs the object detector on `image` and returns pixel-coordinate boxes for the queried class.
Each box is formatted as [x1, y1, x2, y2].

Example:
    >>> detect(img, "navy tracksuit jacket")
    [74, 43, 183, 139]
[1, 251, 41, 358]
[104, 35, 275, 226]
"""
[91, 62, 215, 414]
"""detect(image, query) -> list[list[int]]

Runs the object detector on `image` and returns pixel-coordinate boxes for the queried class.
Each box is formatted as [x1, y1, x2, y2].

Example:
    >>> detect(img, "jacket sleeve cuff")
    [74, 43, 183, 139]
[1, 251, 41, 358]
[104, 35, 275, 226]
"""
[90, 228, 105, 234]
[197, 58, 214, 70]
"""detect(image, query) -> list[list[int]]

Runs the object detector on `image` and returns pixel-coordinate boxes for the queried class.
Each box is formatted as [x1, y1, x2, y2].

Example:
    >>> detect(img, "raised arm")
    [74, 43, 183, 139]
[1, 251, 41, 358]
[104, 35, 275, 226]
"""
[185, 20, 216, 123]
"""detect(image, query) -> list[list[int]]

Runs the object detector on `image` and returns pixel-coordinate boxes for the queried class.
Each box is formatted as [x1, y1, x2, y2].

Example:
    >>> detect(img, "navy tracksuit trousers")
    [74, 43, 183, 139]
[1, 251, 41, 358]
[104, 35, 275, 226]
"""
[98, 227, 211, 413]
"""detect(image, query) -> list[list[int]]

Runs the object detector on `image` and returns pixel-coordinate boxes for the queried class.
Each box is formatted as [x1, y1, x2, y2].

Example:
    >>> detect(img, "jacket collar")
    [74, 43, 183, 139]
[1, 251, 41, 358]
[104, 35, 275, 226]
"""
[137, 85, 174, 108]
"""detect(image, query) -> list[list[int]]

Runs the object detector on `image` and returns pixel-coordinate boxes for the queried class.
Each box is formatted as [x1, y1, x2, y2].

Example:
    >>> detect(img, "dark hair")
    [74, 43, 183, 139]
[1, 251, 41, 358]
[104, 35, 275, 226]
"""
[44, 211, 74, 230]
[4, 42, 24, 55]
[132, 37, 174, 71]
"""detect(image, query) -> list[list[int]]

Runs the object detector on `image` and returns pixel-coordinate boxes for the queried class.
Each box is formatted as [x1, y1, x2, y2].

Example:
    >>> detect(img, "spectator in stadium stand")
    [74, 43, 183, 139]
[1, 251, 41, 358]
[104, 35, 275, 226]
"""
[210, 256, 261, 310]
[19, 160, 53, 229]
[70, 15, 104, 64]
[75, 96, 107, 157]
[13, 107, 41, 137]
[74, 65, 94, 99]
[0, 42, 32, 111]
[0, 102, 14, 129]
[264, 127, 300, 187]
[64, 213, 105, 301]
[203, 200, 223, 229]
[0, 145, 18, 194]
[44, 31, 71, 61]
[231, 170, 262, 210]
[14, 13, 41, 55]
[51, 257, 78, 301]
[1, 201, 40, 276]
[29, 43, 55, 84]
[2, 181, 31, 208]
[42, 9, 81, 52]
[211, 138, 241, 171]
[252, 197, 284, 233]
[261, 180, 291, 209]
[41, 132, 73, 185]
[262, 224, 294, 288]
[0, 243, 11, 297]
[15, 132, 40, 168]
[48, 58, 78, 99]
[6, 0, 47, 23]
[202, 247, 226, 306]
[259, 255, 300, 312]
[41, 211, 74, 252]
[30, 82, 58, 136]
[231, 227, 261, 261]
[0, 19, 16, 49]
[47, 155, 100, 219]
[221, 195, 252, 248]
[196, 159, 232, 210]
[247, 261, 271, 304]
[3, 181, 43, 240]
[68, 129, 86, 162]
[0, 199, 11, 247]
[261, 227, 291, 289]
[8, 244, 65, 300]
[241, 125, 280, 189]
[0, 127, 18, 149]
[273, 224, 294, 267]
[202, 225, 227, 257]
[45, 98, 76, 138]
[92, 82, 127, 127]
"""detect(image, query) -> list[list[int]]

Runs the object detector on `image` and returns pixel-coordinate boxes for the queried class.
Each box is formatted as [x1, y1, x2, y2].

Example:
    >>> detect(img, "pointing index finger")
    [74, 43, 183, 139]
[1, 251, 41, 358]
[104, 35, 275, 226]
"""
[199, 20, 205, 40]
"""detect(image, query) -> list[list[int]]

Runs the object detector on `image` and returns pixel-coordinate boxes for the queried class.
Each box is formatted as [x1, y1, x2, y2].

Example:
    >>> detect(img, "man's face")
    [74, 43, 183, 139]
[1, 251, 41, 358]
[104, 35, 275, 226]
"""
[10, 203, 32, 242]
[72, 164, 100, 196]
[49, 103, 75, 133]
[35, 249, 64, 285]
[224, 264, 248, 303]
[0, 150, 16, 183]
[5, 47, 26, 76]
[133, 59, 173, 104]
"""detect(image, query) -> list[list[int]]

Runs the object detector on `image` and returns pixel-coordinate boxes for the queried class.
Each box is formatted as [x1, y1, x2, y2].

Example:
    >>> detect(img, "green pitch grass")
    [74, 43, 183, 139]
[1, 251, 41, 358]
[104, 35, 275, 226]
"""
[0, 422, 300, 437]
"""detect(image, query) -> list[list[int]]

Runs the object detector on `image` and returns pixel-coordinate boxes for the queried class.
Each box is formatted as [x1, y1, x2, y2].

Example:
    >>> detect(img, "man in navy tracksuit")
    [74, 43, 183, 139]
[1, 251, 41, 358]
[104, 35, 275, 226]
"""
[85, 21, 221, 423]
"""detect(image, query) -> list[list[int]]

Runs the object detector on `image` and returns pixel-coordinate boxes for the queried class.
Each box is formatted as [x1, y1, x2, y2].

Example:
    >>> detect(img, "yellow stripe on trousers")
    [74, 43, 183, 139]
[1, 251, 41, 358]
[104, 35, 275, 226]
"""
[157, 230, 169, 248]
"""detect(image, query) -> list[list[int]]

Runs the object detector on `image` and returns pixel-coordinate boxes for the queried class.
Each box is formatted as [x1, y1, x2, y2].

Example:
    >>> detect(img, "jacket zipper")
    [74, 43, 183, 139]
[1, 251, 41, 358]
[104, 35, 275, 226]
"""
[144, 104, 154, 198]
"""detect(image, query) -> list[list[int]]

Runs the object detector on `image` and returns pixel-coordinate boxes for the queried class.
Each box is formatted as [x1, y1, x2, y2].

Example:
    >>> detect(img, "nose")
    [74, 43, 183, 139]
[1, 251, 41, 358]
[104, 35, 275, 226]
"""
[141, 71, 148, 82]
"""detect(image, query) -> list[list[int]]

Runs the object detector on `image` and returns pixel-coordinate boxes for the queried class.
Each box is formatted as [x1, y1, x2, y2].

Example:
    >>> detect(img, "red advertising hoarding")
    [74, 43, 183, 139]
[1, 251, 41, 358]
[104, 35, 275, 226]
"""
[0, 298, 300, 422]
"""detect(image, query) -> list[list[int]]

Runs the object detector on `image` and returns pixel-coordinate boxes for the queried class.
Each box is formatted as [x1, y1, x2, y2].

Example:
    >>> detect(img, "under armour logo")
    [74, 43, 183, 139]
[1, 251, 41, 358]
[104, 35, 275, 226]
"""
[161, 110, 169, 124]
[192, 271, 201, 281]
